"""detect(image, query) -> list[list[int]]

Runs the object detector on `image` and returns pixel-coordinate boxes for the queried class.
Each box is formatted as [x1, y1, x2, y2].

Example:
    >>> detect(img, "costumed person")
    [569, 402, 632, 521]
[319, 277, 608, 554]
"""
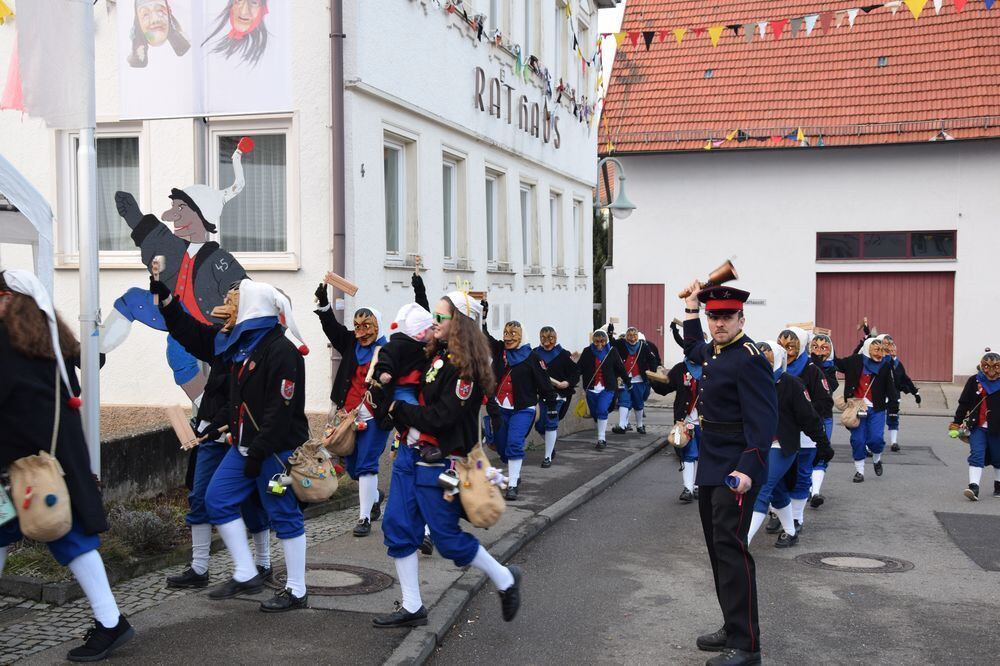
[576, 329, 628, 451]
[835, 336, 898, 483]
[154, 278, 311, 612]
[481, 307, 558, 500]
[950, 350, 1000, 500]
[0, 270, 135, 661]
[681, 280, 777, 666]
[807, 333, 838, 507]
[377, 291, 522, 628]
[611, 327, 658, 435]
[203, 0, 270, 67]
[650, 355, 702, 503]
[127, 0, 190, 68]
[746, 342, 833, 549]
[99, 139, 252, 402]
[777, 327, 833, 533]
[532, 326, 580, 468]
[878, 334, 921, 452]
[315, 282, 390, 536]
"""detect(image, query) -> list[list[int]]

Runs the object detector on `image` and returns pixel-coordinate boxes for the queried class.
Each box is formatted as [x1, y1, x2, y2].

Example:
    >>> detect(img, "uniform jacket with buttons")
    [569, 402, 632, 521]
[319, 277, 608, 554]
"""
[954, 375, 1000, 435]
[775, 373, 833, 459]
[834, 352, 898, 414]
[576, 346, 629, 393]
[483, 330, 558, 412]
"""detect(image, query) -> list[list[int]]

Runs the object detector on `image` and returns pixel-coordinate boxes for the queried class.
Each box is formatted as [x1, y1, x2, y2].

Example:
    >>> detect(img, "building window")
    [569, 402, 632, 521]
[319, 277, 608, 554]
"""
[816, 231, 956, 260]
[384, 141, 404, 255]
[520, 183, 535, 268]
[573, 199, 585, 274]
[442, 159, 458, 260]
[553, 2, 564, 83]
[523, 0, 535, 58]
[485, 175, 498, 264]
[549, 192, 563, 271]
[69, 135, 141, 252]
[876, 56, 889, 67]
[216, 133, 287, 253]
[576, 20, 590, 96]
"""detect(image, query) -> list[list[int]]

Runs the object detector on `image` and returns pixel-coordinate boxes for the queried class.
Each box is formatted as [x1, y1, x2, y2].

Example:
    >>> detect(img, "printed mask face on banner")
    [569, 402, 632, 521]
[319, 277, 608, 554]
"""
[625, 328, 639, 345]
[354, 309, 379, 346]
[810, 336, 831, 360]
[212, 288, 241, 332]
[231, 0, 266, 35]
[778, 332, 801, 362]
[539, 328, 558, 351]
[981, 354, 1000, 380]
[503, 321, 523, 349]
[163, 197, 209, 242]
[137, 1, 171, 46]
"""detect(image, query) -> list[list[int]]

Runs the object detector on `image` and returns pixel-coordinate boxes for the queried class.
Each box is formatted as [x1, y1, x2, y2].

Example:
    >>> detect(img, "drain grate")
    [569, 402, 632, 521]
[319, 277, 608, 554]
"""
[796, 552, 914, 574]
[265, 563, 394, 596]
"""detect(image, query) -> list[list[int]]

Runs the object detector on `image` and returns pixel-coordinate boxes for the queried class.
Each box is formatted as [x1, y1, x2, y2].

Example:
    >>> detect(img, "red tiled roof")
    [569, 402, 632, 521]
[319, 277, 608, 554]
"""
[599, 1, 1000, 152]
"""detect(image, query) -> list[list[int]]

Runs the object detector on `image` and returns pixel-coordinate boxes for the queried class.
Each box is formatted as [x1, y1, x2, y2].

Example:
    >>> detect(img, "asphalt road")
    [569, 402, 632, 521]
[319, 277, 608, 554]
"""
[430, 413, 1000, 666]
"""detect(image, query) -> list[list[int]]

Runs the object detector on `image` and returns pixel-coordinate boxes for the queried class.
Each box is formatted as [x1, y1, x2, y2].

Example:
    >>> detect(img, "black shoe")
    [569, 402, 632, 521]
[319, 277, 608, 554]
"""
[257, 565, 273, 582]
[259, 587, 308, 613]
[373, 602, 428, 628]
[208, 574, 264, 599]
[891, 443, 900, 452]
[764, 514, 782, 534]
[371, 489, 386, 522]
[693, 487, 700, 500]
[166, 567, 209, 589]
[706, 648, 762, 666]
[611, 425, 627, 434]
[964, 483, 980, 501]
[994, 481, 1000, 498]
[595, 440, 607, 450]
[498, 565, 522, 622]
[505, 485, 519, 501]
[353, 518, 372, 537]
[679, 488, 694, 504]
[636, 425, 647, 435]
[66, 616, 134, 662]
[541, 457, 552, 468]
[775, 531, 799, 548]
[794, 520, 803, 534]
[419, 535, 434, 556]
[810, 494, 825, 508]
[853, 472, 864, 483]
[696, 626, 727, 652]
[874, 461, 884, 477]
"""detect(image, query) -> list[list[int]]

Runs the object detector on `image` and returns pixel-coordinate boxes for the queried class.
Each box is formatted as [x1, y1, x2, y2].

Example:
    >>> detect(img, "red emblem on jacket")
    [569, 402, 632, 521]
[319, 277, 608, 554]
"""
[456, 379, 474, 401]
[281, 379, 295, 400]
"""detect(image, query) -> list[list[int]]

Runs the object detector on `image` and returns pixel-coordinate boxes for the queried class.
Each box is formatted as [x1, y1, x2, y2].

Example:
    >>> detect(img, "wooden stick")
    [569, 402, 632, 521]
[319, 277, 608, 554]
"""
[813, 326, 832, 336]
[151, 255, 166, 305]
[197, 424, 229, 444]
[166, 406, 198, 450]
[785, 321, 815, 330]
[467, 290, 487, 301]
[323, 271, 359, 297]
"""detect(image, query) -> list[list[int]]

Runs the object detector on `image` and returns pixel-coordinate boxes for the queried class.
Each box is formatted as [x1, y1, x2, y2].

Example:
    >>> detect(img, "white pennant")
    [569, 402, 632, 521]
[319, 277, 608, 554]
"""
[757, 20, 769, 38]
[847, 8, 860, 27]
[886, 1, 902, 14]
[804, 14, 820, 35]
[933, 0, 944, 13]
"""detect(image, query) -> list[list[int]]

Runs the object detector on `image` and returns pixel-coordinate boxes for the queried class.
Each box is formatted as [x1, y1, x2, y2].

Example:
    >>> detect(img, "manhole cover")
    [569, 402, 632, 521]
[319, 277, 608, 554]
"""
[265, 563, 394, 596]
[796, 552, 914, 574]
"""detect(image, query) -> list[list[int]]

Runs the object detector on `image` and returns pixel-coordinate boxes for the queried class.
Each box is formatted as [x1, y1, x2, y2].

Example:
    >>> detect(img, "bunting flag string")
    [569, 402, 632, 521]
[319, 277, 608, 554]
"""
[0, 0, 12, 24]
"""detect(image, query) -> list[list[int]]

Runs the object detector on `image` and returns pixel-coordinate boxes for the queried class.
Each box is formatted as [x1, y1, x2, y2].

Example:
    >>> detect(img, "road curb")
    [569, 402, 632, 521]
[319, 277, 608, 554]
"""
[383, 436, 667, 666]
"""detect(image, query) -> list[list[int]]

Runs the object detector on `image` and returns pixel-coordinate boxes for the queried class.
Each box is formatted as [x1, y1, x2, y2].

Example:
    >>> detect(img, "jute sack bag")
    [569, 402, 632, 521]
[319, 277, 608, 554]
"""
[286, 441, 339, 503]
[456, 443, 505, 528]
[322, 407, 359, 457]
[669, 421, 692, 448]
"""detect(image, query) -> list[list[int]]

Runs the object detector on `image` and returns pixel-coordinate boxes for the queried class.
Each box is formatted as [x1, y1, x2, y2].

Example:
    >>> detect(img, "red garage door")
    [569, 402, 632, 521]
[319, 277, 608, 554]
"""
[815, 272, 954, 381]
[627, 284, 665, 354]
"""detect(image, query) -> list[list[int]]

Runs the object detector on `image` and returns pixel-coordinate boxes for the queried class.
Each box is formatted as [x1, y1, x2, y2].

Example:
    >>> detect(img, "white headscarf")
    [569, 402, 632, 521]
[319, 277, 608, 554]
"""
[391, 302, 433, 339]
[783, 326, 811, 355]
[3, 269, 72, 391]
[235, 279, 309, 354]
[860, 337, 878, 359]
[761, 340, 787, 375]
[445, 291, 482, 321]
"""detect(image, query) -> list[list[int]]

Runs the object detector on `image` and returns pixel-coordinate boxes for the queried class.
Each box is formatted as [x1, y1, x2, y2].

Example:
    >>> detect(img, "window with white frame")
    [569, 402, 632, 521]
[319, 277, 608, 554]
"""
[573, 200, 585, 274]
[442, 159, 458, 261]
[485, 174, 498, 264]
[577, 19, 590, 96]
[520, 183, 537, 269]
[384, 140, 405, 255]
[554, 2, 564, 83]
[489, 0, 503, 32]
[549, 192, 563, 271]
[523, 0, 535, 58]
[215, 132, 288, 253]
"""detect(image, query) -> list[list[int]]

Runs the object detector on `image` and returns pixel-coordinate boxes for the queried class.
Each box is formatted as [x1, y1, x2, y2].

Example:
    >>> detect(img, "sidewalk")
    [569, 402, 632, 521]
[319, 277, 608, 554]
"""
[8, 416, 668, 665]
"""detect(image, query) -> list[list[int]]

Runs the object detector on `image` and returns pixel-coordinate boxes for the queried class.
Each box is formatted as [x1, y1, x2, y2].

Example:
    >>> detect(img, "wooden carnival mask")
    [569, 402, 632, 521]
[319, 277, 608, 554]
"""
[353, 309, 379, 346]
[503, 321, 522, 349]
[810, 336, 831, 360]
[778, 331, 801, 362]
[625, 328, 640, 345]
[882, 336, 897, 357]
[211, 287, 240, 332]
[981, 353, 1000, 380]
[539, 328, 558, 350]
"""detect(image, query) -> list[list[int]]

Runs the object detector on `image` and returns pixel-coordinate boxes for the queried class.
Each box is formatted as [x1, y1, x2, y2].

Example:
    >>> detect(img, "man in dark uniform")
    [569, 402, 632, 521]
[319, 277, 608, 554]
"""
[681, 280, 778, 666]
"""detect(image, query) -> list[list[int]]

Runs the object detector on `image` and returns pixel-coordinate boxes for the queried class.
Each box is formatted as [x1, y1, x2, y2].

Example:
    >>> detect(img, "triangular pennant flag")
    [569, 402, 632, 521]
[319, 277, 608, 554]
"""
[933, 0, 944, 11]
[642, 31, 655, 50]
[693, 27, 707, 38]
[790, 17, 804, 38]
[772, 18, 789, 39]
[770, 136, 783, 144]
[954, 0, 968, 11]
[727, 24, 742, 36]
[0, 0, 12, 24]
[796, 127, 805, 141]
[708, 25, 725, 47]
[726, 130, 739, 141]
[887, 1, 903, 14]
[804, 14, 820, 35]
[673, 28, 688, 45]
[818, 135, 825, 147]
[784, 130, 798, 140]
[861, 4, 883, 12]
[704, 141, 713, 151]
[820, 12, 833, 33]
[712, 139, 726, 148]
[905, 0, 927, 18]
[565, 2, 572, 18]
[628, 31, 640, 46]
[658, 30, 670, 42]
[835, 12, 846, 28]
[615, 32, 627, 46]
[744, 23, 756, 42]
[757, 21, 769, 39]
[847, 8, 860, 27]
[986, 0, 996, 9]
[573, 34, 579, 50]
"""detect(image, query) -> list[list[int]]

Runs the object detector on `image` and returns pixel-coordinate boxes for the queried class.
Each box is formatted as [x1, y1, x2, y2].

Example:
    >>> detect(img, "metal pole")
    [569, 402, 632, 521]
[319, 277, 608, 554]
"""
[77, 127, 101, 477]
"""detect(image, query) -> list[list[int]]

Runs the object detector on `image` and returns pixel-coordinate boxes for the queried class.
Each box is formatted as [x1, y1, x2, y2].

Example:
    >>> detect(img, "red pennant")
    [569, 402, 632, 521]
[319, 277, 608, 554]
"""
[770, 136, 783, 144]
[954, 0, 968, 10]
[771, 18, 789, 40]
[658, 30, 669, 42]
[628, 31, 640, 46]
[819, 12, 833, 34]
[693, 27, 707, 38]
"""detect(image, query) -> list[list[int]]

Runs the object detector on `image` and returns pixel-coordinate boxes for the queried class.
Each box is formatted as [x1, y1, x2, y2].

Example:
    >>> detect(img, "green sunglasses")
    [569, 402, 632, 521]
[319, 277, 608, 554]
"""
[433, 312, 453, 323]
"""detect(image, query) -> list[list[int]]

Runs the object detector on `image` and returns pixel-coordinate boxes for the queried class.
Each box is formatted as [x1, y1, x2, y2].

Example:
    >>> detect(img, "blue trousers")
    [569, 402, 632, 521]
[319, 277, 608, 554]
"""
[849, 410, 887, 461]
[618, 381, 649, 412]
[680, 424, 701, 463]
[968, 426, 1000, 468]
[188, 441, 269, 533]
[382, 444, 479, 566]
[754, 448, 798, 513]
[533, 398, 567, 434]
[205, 447, 304, 540]
[887, 412, 901, 431]
[0, 520, 100, 567]
[394, 385, 419, 406]
[586, 390, 615, 420]
[495, 407, 535, 463]
[115, 287, 200, 385]
[345, 421, 391, 480]
[791, 449, 814, 500]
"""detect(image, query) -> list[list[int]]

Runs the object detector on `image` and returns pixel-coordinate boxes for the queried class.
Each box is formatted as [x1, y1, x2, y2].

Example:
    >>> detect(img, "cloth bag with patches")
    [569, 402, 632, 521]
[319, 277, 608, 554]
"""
[285, 441, 339, 503]
[453, 377, 505, 528]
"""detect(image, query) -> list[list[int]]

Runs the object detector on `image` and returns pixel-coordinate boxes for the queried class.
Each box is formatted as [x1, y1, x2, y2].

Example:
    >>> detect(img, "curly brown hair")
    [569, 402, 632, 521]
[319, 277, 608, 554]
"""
[0, 272, 80, 361]
[426, 297, 496, 396]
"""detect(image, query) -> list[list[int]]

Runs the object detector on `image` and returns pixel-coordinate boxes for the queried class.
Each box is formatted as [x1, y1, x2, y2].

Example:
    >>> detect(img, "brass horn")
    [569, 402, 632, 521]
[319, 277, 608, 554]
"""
[678, 260, 738, 298]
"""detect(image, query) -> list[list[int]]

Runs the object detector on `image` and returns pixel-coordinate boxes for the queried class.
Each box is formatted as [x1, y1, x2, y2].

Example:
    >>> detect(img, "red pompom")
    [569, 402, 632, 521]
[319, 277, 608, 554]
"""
[67, 396, 82, 410]
[298, 345, 310, 356]
[237, 137, 255, 154]
[390, 322, 398, 329]
[333, 464, 346, 475]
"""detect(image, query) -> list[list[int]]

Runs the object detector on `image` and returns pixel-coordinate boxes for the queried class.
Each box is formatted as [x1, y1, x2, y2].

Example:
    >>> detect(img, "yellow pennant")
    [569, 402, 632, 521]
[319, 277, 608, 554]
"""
[905, 0, 927, 19]
[0, 0, 13, 24]
[673, 28, 688, 45]
[703, 141, 713, 151]
[796, 127, 805, 141]
[565, 3, 572, 19]
[726, 130, 738, 141]
[615, 32, 627, 46]
[708, 26, 725, 47]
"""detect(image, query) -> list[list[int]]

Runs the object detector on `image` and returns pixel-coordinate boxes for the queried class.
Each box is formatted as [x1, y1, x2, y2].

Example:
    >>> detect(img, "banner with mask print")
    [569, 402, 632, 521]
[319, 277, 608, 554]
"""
[118, 0, 292, 119]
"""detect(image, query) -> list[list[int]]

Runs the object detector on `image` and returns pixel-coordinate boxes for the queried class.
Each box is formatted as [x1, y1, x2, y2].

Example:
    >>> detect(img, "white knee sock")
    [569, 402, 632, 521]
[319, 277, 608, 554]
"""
[280, 535, 307, 598]
[890, 430, 898, 445]
[811, 469, 826, 495]
[618, 407, 629, 429]
[747, 511, 766, 544]
[190, 523, 212, 575]
[544, 430, 558, 459]
[873, 452, 882, 464]
[508, 458, 523, 487]
[216, 518, 257, 582]
[253, 529, 271, 569]
[635, 410, 644, 428]
[970, 466, 983, 485]
[0, 546, 7, 575]
[394, 553, 423, 613]
[424, 524, 431, 537]
[681, 463, 696, 492]
[854, 459, 865, 475]
[358, 474, 379, 520]
[68, 550, 121, 628]
[791, 498, 807, 524]
[597, 419, 608, 440]
[470, 545, 514, 591]
[774, 504, 796, 536]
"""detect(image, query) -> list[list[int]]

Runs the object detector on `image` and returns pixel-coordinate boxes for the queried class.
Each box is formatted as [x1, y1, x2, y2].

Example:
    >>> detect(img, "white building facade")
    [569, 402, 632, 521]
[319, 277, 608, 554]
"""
[0, 0, 603, 411]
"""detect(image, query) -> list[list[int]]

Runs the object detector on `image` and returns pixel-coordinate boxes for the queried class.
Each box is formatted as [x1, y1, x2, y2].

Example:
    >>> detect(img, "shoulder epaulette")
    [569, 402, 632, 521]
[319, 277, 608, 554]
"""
[744, 342, 760, 356]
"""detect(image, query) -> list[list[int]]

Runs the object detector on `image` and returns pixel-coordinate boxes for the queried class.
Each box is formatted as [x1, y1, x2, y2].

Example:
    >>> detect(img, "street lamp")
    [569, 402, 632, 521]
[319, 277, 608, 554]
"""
[594, 156, 636, 220]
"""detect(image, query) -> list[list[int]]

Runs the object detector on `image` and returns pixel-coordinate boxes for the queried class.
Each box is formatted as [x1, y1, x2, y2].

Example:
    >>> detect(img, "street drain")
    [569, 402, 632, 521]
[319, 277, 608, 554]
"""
[265, 563, 394, 596]
[796, 552, 914, 574]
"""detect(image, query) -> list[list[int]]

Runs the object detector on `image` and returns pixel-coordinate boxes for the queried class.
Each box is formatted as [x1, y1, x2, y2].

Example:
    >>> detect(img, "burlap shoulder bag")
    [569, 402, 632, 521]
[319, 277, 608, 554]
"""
[286, 442, 339, 503]
[9, 366, 72, 542]
[322, 407, 360, 457]
[456, 443, 505, 528]
[840, 377, 874, 429]
[669, 421, 692, 448]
